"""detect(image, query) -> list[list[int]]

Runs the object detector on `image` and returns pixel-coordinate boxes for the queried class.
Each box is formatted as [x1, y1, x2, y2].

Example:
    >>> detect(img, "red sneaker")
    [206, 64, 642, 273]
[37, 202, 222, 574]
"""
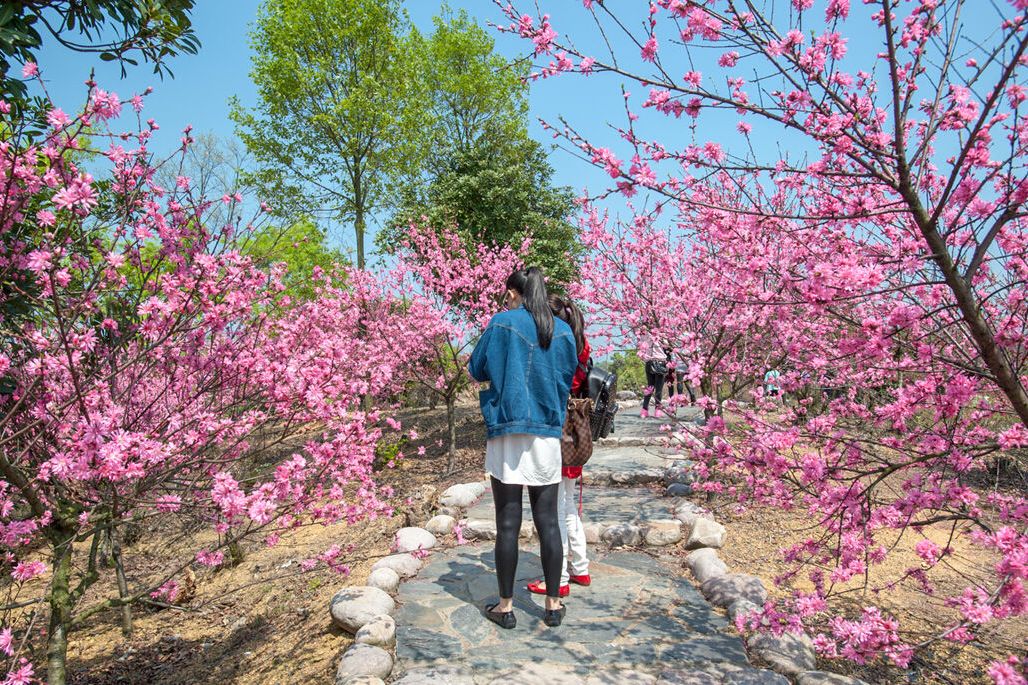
[569, 574, 591, 586]
[527, 580, 569, 597]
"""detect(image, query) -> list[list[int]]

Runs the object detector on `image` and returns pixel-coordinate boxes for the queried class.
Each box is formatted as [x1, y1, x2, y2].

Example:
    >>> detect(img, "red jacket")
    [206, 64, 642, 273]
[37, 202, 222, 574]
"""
[563, 339, 591, 479]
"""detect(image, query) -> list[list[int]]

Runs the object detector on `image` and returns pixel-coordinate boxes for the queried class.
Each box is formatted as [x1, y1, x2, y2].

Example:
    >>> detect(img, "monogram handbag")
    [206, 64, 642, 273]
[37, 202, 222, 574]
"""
[561, 397, 594, 467]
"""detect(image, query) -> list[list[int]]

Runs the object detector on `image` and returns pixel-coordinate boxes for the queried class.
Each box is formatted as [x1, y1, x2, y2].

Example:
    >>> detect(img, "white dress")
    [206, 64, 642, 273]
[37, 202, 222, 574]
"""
[485, 433, 562, 486]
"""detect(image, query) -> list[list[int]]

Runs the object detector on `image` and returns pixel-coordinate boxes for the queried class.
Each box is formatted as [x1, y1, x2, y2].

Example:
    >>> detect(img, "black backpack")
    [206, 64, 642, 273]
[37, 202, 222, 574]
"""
[579, 358, 618, 440]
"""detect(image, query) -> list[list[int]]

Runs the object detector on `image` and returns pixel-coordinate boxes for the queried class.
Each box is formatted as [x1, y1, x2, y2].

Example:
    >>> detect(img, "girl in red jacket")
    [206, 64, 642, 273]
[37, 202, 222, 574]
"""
[528, 294, 592, 597]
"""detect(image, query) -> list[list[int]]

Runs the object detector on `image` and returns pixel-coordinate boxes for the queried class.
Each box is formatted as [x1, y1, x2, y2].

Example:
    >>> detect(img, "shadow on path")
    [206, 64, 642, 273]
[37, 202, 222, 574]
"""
[393, 545, 748, 681]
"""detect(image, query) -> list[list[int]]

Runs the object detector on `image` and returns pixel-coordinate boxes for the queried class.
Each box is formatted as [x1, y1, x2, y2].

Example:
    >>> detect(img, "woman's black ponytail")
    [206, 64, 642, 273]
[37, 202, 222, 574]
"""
[506, 267, 554, 349]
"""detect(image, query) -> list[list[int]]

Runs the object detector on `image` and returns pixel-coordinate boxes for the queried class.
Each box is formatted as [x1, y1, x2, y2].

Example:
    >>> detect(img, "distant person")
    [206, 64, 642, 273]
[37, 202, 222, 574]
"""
[640, 339, 670, 417]
[667, 360, 696, 405]
[664, 364, 676, 401]
[764, 367, 782, 400]
[528, 295, 592, 599]
[468, 267, 578, 629]
[822, 369, 843, 402]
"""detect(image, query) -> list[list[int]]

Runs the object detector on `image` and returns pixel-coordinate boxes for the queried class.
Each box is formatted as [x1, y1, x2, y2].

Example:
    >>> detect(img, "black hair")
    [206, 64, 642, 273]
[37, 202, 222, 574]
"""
[548, 293, 585, 356]
[506, 267, 553, 349]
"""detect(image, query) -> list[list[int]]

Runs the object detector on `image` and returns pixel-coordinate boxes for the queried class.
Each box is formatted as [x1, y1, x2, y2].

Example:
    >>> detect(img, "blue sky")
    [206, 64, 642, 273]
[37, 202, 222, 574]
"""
[32, 1, 631, 254]
[28, 1, 1015, 259]
[29, 0, 648, 176]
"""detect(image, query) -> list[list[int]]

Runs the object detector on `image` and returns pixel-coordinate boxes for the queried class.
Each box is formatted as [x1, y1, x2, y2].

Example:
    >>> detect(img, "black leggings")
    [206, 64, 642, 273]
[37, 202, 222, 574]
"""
[667, 374, 697, 403]
[491, 476, 562, 600]
[642, 362, 666, 410]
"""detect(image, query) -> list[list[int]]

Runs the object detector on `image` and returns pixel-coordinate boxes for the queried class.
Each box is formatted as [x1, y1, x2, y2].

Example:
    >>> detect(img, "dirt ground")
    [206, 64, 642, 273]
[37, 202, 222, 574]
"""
[60, 400, 1026, 684]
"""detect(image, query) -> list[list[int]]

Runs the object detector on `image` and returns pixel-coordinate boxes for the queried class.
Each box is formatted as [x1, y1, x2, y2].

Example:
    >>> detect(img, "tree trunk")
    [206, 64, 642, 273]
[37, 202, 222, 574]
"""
[46, 533, 74, 685]
[899, 181, 1028, 427]
[112, 539, 133, 637]
[228, 541, 245, 567]
[698, 376, 718, 505]
[446, 397, 457, 473]
[355, 205, 366, 271]
[700, 377, 714, 425]
[918, 218, 1028, 426]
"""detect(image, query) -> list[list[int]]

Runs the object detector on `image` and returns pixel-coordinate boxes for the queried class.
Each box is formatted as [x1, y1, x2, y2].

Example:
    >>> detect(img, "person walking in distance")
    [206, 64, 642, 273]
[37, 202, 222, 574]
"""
[527, 294, 592, 598]
[640, 334, 670, 417]
[468, 268, 579, 628]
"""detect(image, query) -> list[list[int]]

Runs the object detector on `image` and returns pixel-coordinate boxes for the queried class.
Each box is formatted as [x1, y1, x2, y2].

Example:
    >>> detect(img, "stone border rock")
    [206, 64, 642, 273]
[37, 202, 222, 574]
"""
[330, 479, 492, 684]
[673, 500, 870, 684]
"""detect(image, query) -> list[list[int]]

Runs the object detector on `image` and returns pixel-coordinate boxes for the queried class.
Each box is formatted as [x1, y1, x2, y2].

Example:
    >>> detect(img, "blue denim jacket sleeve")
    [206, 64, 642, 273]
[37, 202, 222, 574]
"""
[468, 322, 504, 382]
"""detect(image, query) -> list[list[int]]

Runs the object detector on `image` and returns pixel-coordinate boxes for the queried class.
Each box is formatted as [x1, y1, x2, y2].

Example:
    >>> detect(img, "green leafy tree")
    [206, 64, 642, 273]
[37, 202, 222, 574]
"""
[378, 9, 580, 287]
[422, 8, 527, 158]
[607, 349, 646, 394]
[382, 134, 581, 287]
[244, 219, 347, 302]
[0, 0, 199, 105]
[231, 0, 430, 270]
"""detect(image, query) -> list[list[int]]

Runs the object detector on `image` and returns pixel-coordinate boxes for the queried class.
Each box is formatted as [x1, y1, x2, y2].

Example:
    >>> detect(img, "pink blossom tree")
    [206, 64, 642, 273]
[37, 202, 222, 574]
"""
[0, 76, 430, 684]
[387, 224, 527, 472]
[572, 185, 844, 421]
[501, 0, 1028, 679]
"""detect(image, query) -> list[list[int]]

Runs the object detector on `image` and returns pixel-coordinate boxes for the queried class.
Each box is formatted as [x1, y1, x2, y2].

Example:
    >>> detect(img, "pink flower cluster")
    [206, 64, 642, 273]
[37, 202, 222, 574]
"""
[0, 72, 451, 680]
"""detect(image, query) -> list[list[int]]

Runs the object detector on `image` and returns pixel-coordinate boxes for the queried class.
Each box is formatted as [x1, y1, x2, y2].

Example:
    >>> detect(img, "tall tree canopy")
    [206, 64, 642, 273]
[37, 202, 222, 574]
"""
[382, 134, 580, 287]
[231, 0, 429, 269]
[381, 8, 580, 286]
[422, 9, 527, 158]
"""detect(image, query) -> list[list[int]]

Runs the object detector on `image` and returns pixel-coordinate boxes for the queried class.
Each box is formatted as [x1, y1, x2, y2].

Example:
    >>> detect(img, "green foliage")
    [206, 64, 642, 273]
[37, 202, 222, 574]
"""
[422, 7, 527, 157]
[382, 134, 581, 288]
[374, 8, 579, 287]
[373, 435, 407, 471]
[607, 349, 646, 393]
[243, 219, 347, 302]
[232, 0, 431, 269]
[0, 0, 199, 107]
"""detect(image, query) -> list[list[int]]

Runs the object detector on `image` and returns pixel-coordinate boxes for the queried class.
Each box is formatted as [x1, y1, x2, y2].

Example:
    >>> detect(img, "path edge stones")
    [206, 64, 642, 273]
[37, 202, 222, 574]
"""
[674, 499, 868, 684]
[331, 479, 490, 684]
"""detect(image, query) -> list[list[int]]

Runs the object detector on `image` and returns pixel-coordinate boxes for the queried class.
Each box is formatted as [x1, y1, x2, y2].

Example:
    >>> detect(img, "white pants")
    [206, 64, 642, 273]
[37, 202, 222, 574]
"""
[556, 476, 589, 585]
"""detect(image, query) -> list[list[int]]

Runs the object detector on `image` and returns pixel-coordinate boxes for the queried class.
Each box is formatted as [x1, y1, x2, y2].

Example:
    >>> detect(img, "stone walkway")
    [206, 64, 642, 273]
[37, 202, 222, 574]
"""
[385, 407, 798, 684]
[598, 406, 704, 444]
[327, 403, 861, 684]
[392, 546, 755, 684]
[466, 484, 677, 526]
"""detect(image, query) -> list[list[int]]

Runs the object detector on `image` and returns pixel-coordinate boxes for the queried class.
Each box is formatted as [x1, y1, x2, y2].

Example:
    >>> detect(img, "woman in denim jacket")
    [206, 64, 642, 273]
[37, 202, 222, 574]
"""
[468, 267, 578, 629]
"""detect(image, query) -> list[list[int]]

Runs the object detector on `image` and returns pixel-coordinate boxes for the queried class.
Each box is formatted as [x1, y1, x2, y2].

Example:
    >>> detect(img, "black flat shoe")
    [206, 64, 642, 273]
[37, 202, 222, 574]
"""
[484, 602, 516, 629]
[543, 603, 566, 627]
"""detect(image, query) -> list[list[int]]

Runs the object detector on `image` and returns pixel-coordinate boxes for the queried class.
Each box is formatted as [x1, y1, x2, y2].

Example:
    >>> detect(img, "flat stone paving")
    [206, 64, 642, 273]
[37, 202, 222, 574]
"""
[393, 545, 748, 682]
[466, 485, 677, 525]
[607, 406, 705, 440]
[389, 407, 769, 684]
[587, 445, 679, 482]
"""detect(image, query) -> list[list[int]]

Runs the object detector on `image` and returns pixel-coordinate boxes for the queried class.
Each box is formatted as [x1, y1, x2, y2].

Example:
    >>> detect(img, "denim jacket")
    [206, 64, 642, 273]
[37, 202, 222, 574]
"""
[468, 306, 578, 440]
